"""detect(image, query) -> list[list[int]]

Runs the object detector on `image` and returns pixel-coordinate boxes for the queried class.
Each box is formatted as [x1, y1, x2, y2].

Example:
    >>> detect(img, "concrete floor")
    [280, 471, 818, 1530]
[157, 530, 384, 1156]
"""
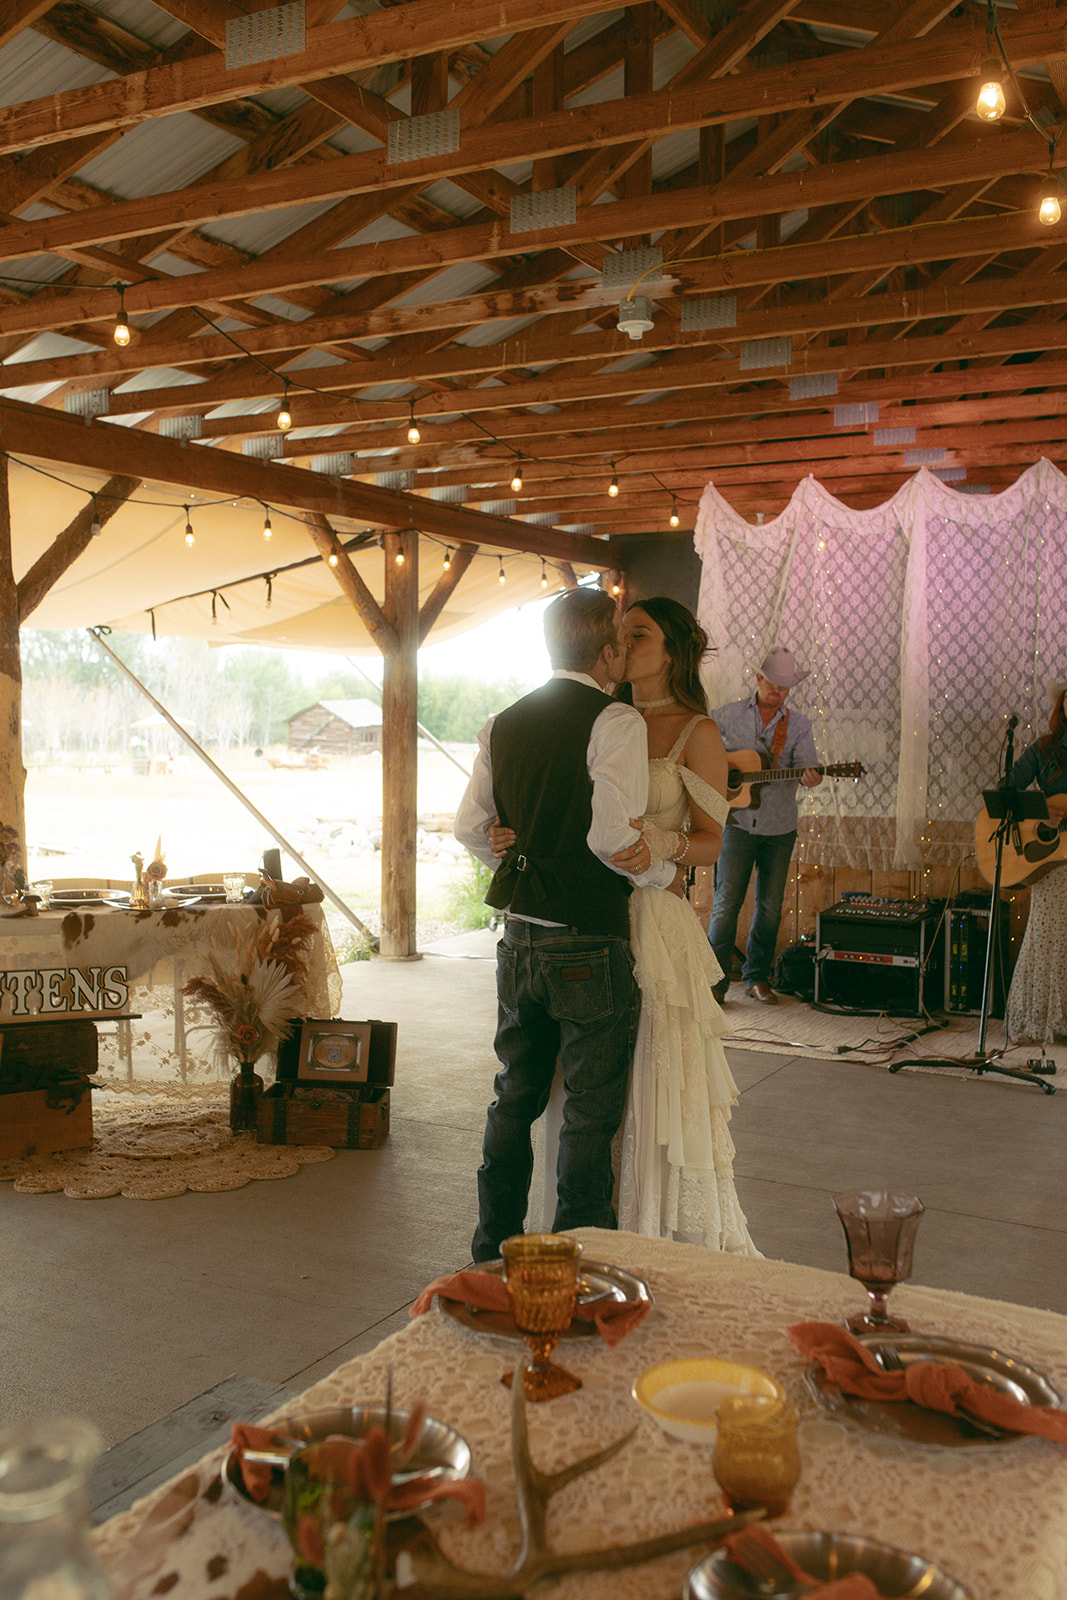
[2, 929, 1064, 1450]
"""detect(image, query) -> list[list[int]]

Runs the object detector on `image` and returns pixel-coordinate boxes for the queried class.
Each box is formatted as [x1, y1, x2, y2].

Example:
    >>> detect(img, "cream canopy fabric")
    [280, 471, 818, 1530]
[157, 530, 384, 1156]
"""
[13, 458, 571, 652]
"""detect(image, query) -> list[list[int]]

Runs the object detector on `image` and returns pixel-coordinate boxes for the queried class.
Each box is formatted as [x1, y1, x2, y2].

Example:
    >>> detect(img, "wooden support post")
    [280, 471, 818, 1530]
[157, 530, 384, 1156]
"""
[0, 456, 25, 865]
[380, 526, 420, 959]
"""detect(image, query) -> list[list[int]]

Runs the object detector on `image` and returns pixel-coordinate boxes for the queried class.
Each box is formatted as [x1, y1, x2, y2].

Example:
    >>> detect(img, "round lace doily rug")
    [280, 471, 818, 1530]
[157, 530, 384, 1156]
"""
[0, 1090, 335, 1200]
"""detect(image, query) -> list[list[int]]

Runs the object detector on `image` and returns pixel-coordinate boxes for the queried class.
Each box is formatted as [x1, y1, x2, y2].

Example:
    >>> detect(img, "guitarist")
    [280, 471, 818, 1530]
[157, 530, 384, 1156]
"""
[1005, 678, 1067, 1045]
[708, 649, 822, 1006]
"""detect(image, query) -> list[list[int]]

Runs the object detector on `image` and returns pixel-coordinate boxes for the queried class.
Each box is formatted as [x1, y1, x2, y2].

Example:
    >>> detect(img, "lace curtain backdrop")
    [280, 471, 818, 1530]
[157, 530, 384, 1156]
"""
[694, 460, 1067, 875]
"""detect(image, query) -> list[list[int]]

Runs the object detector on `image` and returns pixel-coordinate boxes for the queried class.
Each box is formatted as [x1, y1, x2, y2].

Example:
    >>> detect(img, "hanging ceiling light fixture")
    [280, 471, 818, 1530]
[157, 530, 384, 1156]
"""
[510, 458, 524, 493]
[669, 500, 680, 528]
[113, 286, 131, 347]
[262, 506, 273, 540]
[1039, 168, 1064, 226]
[407, 400, 421, 444]
[276, 382, 293, 432]
[974, 4, 1064, 229]
[443, 547, 452, 571]
[183, 506, 195, 547]
[498, 559, 506, 584]
[540, 558, 548, 589]
[608, 465, 620, 498]
[89, 496, 101, 537]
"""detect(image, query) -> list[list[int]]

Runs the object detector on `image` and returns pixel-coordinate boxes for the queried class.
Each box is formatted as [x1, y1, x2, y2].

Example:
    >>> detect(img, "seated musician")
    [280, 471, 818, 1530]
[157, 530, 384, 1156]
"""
[707, 649, 821, 1006]
[1005, 678, 1067, 1044]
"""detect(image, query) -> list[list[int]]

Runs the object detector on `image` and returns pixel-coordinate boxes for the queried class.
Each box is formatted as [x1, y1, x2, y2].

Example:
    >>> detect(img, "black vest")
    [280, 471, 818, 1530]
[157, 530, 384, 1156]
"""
[486, 678, 632, 937]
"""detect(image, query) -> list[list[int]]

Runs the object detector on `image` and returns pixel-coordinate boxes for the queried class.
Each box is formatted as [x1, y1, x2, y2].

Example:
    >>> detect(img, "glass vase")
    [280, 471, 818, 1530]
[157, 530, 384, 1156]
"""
[0, 1417, 111, 1600]
[229, 1059, 264, 1134]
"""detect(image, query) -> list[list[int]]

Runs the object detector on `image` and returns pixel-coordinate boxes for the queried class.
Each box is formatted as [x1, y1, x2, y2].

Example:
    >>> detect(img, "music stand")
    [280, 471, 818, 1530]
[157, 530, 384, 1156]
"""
[890, 766, 1056, 1093]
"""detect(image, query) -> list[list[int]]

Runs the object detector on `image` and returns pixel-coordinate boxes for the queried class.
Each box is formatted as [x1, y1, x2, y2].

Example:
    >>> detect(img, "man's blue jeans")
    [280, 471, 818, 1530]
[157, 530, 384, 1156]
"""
[472, 917, 640, 1263]
[708, 827, 796, 993]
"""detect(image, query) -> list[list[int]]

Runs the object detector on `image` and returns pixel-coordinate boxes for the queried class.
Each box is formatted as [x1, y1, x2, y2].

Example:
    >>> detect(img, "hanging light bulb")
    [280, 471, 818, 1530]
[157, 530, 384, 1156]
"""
[611, 580, 621, 596]
[262, 507, 273, 540]
[276, 384, 292, 432]
[265, 574, 273, 610]
[443, 547, 452, 570]
[113, 287, 131, 347]
[211, 591, 218, 626]
[608, 466, 620, 498]
[540, 559, 548, 589]
[669, 500, 680, 527]
[395, 548, 405, 565]
[498, 559, 506, 584]
[1039, 171, 1063, 226]
[183, 505, 195, 547]
[328, 548, 339, 567]
[510, 459, 524, 493]
[89, 497, 101, 537]
[976, 55, 1006, 121]
[407, 401, 421, 444]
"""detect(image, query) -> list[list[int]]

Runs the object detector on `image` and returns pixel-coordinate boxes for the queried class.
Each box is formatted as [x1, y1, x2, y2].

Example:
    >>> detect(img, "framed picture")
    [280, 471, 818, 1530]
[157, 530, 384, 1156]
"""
[296, 1020, 372, 1085]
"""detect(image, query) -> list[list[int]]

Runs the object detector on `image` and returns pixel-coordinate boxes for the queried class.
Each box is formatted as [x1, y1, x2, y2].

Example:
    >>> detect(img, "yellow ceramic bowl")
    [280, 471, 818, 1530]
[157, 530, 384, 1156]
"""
[632, 1357, 786, 1445]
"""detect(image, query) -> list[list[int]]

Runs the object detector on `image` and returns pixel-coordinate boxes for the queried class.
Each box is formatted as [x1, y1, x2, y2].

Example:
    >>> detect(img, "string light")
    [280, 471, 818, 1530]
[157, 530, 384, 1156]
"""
[669, 500, 680, 527]
[211, 591, 218, 625]
[395, 547, 405, 565]
[976, 56, 1005, 120]
[262, 506, 273, 540]
[1039, 171, 1063, 226]
[183, 505, 194, 547]
[608, 465, 620, 497]
[264, 574, 273, 609]
[498, 559, 506, 584]
[328, 547, 339, 567]
[407, 401, 421, 444]
[89, 496, 101, 537]
[510, 459, 524, 493]
[443, 547, 452, 570]
[113, 286, 131, 347]
[276, 383, 292, 432]
[540, 559, 548, 588]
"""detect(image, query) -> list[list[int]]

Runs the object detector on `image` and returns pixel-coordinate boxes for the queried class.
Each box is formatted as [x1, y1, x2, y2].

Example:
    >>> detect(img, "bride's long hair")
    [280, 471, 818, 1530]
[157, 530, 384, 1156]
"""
[621, 597, 713, 716]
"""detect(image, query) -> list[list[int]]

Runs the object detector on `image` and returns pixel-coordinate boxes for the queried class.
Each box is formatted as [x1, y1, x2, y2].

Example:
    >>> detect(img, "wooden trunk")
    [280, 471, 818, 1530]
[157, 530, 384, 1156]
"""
[0, 1087, 93, 1159]
[256, 1083, 389, 1149]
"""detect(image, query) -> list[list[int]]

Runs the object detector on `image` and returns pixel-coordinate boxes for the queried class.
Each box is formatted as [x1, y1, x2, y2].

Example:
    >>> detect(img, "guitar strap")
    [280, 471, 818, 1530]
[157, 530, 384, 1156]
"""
[769, 710, 789, 770]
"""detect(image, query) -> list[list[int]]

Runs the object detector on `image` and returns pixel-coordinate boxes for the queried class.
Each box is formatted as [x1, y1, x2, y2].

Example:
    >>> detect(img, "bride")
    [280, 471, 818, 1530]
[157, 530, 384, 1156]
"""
[610, 597, 758, 1254]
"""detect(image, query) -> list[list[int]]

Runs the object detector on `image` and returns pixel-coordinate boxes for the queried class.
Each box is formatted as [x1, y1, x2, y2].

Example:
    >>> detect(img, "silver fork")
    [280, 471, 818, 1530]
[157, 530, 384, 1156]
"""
[873, 1342, 1005, 1439]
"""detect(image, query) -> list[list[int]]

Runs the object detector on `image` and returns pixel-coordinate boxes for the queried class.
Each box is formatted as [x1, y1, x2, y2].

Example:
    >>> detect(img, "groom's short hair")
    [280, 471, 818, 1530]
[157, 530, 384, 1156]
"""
[544, 587, 618, 672]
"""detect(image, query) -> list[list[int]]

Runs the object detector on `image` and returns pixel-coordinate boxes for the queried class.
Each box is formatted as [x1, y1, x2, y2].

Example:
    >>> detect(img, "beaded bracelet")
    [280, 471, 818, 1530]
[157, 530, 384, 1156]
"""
[673, 834, 691, 865]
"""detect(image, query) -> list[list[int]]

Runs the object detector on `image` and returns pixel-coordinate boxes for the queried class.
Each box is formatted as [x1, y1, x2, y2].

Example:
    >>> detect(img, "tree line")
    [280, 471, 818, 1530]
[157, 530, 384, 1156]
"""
[20, 630, 534, 757]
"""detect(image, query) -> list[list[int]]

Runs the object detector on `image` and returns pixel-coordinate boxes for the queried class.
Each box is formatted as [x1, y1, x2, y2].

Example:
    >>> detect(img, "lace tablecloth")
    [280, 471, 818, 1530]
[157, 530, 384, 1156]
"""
[0, 903, 342, 1084]
[93, 1230, 1067, 1600]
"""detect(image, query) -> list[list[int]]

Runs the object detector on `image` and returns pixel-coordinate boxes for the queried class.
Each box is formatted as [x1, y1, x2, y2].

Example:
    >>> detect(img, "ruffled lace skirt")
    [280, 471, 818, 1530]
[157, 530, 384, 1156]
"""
[617, 887, 759, 1256]
[1006, 867, 1067, 1044]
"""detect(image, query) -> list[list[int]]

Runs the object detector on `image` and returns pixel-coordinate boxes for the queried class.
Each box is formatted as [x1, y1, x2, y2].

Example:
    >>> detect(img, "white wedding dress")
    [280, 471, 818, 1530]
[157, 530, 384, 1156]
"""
[616, 717, 759, 1254]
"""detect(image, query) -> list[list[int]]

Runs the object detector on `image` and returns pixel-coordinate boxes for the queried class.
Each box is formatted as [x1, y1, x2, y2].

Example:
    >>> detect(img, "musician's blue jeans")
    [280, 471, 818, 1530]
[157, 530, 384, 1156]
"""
[708, 826, 796, 993]
[472, 917, 639, 1263]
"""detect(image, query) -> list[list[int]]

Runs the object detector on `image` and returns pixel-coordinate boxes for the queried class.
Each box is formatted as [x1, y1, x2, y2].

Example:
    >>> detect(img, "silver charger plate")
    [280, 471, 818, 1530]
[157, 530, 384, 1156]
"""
[804, 1331, 1062, 1448]
[438, 1258, 653, 1344]
[222, 1404, 471, 1520]
[686, 1529, 973, 1600]
[49, 892, 111, 908]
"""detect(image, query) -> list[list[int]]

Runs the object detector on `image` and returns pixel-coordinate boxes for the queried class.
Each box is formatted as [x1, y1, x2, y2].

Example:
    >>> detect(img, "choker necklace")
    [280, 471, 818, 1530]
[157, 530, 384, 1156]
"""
[633, 696, 676, 711]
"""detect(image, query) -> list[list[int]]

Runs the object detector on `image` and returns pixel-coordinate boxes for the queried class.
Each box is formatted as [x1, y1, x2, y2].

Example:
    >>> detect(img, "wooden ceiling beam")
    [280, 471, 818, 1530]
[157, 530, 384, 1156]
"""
[0, 396, 626, 568]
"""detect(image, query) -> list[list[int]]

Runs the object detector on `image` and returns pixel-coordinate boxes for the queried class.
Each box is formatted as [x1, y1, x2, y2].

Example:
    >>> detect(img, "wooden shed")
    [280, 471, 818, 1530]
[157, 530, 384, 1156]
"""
[287, 699, 383, 759]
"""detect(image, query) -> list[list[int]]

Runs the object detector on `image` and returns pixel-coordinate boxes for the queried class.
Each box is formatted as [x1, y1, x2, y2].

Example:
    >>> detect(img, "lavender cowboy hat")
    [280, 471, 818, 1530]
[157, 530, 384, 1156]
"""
[756, 648, 810, 689]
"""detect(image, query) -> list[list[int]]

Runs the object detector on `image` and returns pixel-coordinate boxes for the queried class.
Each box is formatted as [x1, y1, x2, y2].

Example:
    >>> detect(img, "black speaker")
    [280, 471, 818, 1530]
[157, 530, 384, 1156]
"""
[814, 901, 942, 1015]
[944, 905, 1014, 1017]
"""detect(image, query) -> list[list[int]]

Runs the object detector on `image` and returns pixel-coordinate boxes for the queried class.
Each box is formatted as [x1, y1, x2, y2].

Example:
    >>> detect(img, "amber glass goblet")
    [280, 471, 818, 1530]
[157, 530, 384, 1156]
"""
[833, 1188, 924, 1333]
[713, 1395, 801, 1519]
[501, 1233, 583, 1403]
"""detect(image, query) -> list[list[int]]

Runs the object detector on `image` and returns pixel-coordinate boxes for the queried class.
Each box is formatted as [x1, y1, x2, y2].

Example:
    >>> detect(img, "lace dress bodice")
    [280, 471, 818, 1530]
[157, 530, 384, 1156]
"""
[645, 716, 731, 834]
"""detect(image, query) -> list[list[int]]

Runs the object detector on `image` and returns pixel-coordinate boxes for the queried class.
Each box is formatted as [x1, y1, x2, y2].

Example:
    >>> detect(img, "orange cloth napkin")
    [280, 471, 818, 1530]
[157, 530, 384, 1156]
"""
[723, 1527, 884, 1597]
[409, 1269, 649, 1346]
[230, 1422, 295, 1503]
[789, 1321, 1067, 1442]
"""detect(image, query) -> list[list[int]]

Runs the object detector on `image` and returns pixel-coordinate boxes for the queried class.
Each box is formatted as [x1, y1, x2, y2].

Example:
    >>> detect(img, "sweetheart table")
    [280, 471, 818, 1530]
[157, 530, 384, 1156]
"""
[92, 1228, 1067, 1600]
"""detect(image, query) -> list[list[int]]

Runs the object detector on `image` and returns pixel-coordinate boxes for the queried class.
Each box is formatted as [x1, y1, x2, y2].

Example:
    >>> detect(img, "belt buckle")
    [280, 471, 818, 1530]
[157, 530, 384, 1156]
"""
[516, 854, 528, 872]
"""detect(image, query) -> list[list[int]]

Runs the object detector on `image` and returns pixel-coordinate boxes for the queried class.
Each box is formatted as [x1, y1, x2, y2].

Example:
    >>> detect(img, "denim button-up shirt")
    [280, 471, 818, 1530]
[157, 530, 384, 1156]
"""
[711, 694, 819, 836]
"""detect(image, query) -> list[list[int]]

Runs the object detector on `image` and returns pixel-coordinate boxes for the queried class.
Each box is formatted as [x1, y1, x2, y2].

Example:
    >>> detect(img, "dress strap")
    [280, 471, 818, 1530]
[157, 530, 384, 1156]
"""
[679, 765, 730, 827]
[665, 714, 706, 764]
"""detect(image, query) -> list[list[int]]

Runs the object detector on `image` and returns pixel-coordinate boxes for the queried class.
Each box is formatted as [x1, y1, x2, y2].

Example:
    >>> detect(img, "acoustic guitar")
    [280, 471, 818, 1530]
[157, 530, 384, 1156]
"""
[724, 750, 865, 810]
[974, 794, 1067, 888]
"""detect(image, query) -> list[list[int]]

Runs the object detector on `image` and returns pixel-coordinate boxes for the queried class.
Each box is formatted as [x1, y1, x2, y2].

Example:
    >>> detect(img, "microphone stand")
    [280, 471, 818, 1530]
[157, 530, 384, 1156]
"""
[890, 716, 1055, 1094]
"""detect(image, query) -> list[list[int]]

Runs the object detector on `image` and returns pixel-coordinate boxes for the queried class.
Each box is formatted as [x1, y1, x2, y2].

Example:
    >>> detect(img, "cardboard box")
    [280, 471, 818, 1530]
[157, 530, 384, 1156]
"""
[0, 1087, 93, 1160]
[256, 1082, 389, 1149]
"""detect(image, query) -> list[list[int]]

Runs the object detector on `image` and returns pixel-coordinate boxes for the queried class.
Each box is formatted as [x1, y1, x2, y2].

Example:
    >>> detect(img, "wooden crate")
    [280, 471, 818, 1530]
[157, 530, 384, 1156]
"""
[0, 1087, 93, 1160]
[256, 1082, 389, 1149]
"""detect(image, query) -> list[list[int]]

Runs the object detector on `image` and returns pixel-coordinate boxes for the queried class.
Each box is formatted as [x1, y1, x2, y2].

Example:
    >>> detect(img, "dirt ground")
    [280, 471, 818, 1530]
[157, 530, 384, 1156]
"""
[23, 743, 478, 942]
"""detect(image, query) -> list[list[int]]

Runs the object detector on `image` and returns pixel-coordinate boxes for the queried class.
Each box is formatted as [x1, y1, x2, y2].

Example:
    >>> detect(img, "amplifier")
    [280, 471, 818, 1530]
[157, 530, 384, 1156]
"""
[944, 905, 1014, 1017]
[815, 901, 943, 1014]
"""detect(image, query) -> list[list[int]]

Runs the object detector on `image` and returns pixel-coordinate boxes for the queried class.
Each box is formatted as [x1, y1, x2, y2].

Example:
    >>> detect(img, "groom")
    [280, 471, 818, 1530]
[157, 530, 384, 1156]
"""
[454, 586, 674, 1262]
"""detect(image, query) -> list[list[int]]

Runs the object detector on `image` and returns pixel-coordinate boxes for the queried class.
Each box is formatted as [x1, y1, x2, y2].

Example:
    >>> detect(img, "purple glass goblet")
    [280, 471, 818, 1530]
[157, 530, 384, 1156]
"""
[832, 1189, 924, 1333]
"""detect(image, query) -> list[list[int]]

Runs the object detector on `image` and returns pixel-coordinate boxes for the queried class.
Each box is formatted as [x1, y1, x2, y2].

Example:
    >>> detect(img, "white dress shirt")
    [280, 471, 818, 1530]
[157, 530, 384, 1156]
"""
[454, 671, 675, 907]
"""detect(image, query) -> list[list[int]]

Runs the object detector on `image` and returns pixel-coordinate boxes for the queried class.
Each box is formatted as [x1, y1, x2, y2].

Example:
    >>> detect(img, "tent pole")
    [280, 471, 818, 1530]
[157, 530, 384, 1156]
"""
[87, 628, 377, 949]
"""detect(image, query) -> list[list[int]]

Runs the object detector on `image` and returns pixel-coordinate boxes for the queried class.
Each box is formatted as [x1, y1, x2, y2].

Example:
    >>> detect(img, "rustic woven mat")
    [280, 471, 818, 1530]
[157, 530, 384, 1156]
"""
[0, 1088, 335, 1200]
[721, 990, 1044, 1081]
